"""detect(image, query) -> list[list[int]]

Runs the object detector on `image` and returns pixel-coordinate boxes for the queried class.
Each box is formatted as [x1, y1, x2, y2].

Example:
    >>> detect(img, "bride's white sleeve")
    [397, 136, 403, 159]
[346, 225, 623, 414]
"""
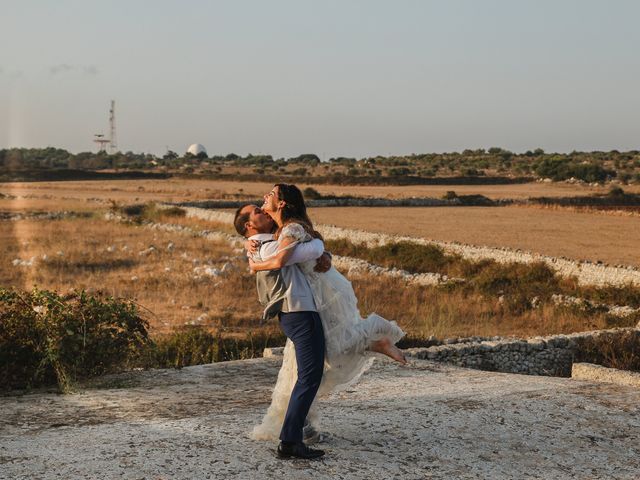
[260, 223, 306, 260]
[280, 223, 307, 242]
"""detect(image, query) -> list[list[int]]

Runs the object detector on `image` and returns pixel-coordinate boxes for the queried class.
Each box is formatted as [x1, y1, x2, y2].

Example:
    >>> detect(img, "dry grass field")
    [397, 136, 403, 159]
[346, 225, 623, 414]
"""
[3, 177, 637, 205]
[351, 276, 621, 339]
[1, 216, 264, 336]
[309, 205, 640, 267]
[2, 178, 639, 345]
[1, 207, 633, 343]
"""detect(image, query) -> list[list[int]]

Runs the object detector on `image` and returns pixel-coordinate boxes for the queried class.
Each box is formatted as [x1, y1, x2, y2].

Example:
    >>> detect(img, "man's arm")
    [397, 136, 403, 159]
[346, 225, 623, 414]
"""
[260, 238, 324, 266]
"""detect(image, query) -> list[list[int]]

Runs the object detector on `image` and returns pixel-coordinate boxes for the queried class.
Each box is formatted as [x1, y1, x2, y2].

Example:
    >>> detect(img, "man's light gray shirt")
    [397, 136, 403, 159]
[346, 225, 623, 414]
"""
[248, 233, 322, 319]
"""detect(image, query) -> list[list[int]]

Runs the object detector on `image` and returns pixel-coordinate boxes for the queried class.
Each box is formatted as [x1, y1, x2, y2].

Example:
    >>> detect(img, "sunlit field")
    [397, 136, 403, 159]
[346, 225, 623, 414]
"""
[309, 205, 640, 267]
[1, 216, 262, 336]
[3, 177, 638, 205]
[2, 202, 636, 344]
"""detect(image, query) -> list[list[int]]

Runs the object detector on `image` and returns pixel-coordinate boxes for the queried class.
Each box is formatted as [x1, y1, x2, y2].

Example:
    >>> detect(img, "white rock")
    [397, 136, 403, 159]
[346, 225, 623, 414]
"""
[138, 246, 157, 256]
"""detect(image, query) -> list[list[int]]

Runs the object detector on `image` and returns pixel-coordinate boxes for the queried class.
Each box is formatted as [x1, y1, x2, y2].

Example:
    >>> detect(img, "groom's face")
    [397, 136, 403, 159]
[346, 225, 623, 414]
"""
[240, 204, 274, 234]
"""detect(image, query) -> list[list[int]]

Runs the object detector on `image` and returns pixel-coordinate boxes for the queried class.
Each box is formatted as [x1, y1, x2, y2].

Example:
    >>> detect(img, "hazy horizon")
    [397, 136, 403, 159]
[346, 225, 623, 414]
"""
[2, 0, 639, 158]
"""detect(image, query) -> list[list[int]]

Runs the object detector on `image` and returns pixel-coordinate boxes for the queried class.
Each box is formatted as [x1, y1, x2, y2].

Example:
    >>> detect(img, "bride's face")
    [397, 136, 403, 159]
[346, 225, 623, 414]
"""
[262, 187, 281, 215]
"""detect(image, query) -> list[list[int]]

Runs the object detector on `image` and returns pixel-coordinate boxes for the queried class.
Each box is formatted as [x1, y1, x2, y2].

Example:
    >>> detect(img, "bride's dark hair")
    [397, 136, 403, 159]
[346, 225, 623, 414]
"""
[274, 183, 323, 240]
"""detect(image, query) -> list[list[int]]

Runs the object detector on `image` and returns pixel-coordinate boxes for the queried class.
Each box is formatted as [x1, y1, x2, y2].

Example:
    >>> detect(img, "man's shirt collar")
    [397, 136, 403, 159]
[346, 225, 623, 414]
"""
[248, 233, 275, 242]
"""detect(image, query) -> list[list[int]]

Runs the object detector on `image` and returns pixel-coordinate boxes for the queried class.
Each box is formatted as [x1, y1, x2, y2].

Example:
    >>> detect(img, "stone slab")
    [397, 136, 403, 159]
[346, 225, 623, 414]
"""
[1, 357, 639, 479]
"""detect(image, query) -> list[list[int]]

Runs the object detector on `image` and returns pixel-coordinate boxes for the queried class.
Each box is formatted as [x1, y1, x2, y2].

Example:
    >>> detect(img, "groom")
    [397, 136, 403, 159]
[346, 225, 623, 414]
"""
[234, 204, 328, 460]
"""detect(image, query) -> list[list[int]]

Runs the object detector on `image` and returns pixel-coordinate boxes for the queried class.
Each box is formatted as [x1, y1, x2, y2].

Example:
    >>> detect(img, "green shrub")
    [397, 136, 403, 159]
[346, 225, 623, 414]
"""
[575, 330, 640, 372]
[575, 283, 640, 309]
[145, 327, 286, 368]
[325, 238, 466, 276]
[119, 203, 186, 223]
[303, 187, 322, 200]
[147, 326, 218, 369]
[470, 262, 559, 313]
[0, 287, 149, 392]
[368, 242, 455, 274]
[442, 191, 458, 200]
[160, 206, 187, 217]
[325, 238, 367, 258]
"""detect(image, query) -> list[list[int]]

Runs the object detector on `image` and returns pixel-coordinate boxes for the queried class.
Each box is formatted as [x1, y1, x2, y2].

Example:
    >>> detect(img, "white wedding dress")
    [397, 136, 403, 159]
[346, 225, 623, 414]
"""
[251, 223, 405, 441]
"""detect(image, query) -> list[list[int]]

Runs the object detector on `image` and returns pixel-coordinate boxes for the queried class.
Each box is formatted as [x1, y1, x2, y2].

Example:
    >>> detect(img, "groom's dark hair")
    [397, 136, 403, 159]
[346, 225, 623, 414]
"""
[234, 204, 251, 237]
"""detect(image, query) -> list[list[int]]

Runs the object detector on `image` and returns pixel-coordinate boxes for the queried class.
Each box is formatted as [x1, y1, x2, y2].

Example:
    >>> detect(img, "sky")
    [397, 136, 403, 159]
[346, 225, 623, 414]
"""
[1, 0, 639, 158]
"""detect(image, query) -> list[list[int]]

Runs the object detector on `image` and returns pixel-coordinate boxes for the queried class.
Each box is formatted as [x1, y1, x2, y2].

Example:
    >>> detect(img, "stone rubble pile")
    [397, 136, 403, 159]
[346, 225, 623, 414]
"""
[332, 255, 461, 286]
[0, 211, 90, 222]
[572, 362, 640, 387]
[551, 293, 640, 318]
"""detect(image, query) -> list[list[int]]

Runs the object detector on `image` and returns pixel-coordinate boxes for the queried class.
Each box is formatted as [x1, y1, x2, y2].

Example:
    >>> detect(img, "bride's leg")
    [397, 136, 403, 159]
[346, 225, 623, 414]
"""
[369, 337, 407, 364]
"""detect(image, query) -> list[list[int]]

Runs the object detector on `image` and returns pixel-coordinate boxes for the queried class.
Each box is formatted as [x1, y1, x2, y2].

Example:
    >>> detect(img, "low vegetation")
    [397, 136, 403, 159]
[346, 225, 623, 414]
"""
[530, 187, 640, 209]
[2, 204, 639, 391]
[3, 146, 639, 184]
[575, 330, 640, 372]
[325, 238, 640, 313]
[0, 287, 286, 392]
[0, 287, 148, 391]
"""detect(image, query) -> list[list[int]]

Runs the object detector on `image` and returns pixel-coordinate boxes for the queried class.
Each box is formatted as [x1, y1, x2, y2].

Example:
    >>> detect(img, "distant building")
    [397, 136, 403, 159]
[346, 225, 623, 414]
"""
[187, 144, 207, 157]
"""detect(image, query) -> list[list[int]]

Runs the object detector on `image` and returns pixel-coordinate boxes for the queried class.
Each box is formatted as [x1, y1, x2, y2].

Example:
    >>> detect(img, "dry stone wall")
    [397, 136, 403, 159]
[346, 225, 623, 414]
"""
[177, 206, 640, 287]
[405, 327, 640, 377]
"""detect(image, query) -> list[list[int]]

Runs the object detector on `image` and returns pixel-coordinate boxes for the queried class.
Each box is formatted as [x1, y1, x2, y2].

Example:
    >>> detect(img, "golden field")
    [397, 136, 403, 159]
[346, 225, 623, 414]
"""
[1, 205, 634, 341]
[309, 205, 640, 268]
[3, 177, 638, 206]
[1, 216, 262, 336]
[4, 178, 639, 267]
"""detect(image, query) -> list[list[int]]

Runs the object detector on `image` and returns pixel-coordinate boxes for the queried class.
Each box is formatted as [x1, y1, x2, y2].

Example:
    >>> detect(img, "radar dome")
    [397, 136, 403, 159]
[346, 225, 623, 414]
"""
[187, 143, 207, 156]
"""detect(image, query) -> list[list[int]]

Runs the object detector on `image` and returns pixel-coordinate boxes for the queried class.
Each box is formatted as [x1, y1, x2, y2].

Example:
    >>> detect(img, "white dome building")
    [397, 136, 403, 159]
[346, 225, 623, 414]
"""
[187, 143, 207, 157]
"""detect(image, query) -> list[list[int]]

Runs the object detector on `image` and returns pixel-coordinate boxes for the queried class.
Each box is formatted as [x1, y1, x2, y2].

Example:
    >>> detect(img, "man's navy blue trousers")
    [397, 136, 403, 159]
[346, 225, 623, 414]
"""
[278, 311, 325, 443]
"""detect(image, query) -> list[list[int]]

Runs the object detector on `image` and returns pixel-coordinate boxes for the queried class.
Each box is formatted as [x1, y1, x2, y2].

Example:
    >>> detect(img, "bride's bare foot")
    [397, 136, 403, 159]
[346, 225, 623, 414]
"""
[369, 338, 407, 365]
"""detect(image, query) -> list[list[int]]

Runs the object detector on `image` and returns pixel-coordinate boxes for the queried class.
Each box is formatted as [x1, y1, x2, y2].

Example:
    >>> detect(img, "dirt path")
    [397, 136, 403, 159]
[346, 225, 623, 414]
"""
[1, 357, 639, 479]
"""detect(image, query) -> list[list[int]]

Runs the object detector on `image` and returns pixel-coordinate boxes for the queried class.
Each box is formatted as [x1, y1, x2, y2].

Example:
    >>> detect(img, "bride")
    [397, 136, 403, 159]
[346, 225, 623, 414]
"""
[248, 183, 406, 441]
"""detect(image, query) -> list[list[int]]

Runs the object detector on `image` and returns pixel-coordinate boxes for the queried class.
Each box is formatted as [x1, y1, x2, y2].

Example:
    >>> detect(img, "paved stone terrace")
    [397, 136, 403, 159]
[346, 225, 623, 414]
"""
[1, 356, 639, 479]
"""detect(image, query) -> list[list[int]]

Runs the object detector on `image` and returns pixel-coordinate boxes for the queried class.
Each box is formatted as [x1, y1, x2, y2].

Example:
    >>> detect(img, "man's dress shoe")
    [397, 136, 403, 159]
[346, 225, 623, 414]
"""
[277, 442, 325, 460]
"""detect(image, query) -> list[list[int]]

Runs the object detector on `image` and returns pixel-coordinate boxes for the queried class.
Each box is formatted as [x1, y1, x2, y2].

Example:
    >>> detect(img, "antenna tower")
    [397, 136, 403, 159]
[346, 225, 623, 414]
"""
[109, 100, 117, 154]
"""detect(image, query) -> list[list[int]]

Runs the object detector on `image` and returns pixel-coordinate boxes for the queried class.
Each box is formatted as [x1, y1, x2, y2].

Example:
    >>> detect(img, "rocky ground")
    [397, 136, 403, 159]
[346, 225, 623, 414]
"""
[1, 356, 639, 480]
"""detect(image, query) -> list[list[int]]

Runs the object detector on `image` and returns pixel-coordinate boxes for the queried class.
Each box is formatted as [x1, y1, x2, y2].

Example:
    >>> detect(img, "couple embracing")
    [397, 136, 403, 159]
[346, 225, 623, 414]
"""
[234, 184, 406, 460]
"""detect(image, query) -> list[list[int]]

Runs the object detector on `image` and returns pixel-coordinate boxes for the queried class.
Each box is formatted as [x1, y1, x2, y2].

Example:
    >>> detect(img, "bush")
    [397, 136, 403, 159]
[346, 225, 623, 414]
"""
[147, 326, 218, 369]
[303, 187, 322, 200]
[575, 283, 640, 309]
[367, 242, 454, 274]
[0, 288, 149, 391]
[535, 158, 615, 182]
[119, 203, 185, 223]
[145, 327, 285, 368]
[608, 186, 625, 197]
[470, 262, 559, 313]
[324, 239, 462, 275]
[442, 190, 458, 200]
[575, 330, 640, 372]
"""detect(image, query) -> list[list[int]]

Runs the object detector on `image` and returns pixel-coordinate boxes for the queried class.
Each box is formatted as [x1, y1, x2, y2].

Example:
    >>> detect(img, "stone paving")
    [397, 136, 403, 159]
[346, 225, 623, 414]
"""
[1, 356, 639, 479]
